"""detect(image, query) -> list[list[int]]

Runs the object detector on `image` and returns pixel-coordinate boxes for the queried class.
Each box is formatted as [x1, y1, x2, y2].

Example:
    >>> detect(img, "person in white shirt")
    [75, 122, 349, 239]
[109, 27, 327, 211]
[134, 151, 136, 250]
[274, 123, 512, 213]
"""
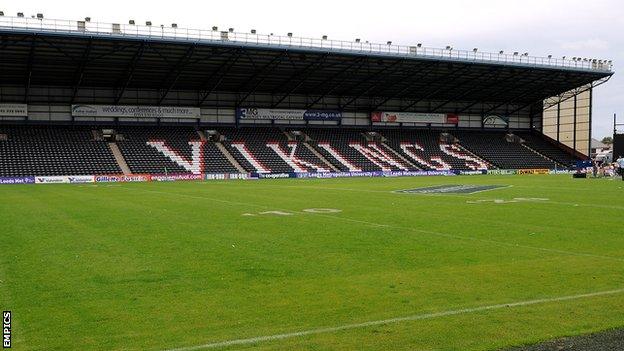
[617, 156, 624, 180]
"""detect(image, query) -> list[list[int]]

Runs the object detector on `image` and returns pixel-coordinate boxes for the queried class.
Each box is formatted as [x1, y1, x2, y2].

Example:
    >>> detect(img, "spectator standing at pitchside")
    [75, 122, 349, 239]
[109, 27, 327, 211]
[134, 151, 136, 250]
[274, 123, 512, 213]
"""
[617, 156, 624, 180]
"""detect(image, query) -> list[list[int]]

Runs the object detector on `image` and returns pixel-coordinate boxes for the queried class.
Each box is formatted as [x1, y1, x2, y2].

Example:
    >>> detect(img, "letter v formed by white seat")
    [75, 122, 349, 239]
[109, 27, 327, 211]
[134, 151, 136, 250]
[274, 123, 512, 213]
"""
[147, 140, 205, 174]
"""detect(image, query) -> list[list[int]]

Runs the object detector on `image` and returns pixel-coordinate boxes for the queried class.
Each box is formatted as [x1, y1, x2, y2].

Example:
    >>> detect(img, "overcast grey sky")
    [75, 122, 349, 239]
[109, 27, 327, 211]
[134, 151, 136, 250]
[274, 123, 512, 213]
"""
[2, 0, 621, 138]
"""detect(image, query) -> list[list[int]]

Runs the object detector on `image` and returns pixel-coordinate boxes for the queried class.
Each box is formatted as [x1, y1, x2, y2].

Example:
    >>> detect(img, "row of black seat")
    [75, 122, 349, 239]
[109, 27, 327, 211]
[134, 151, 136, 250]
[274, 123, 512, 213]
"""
[0, 125, 579, 176]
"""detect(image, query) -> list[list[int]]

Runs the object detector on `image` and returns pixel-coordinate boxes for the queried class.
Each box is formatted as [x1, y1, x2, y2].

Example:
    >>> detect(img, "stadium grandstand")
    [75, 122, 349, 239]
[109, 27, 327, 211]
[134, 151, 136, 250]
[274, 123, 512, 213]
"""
[0, 14, 614, 179]
[3, 9, 624, 351]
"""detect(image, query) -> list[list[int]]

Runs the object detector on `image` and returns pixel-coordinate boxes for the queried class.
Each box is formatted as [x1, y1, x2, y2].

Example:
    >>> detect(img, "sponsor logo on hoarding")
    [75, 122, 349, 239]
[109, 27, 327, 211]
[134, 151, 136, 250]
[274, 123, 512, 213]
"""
[205, 173, 227, 180]
[254, 173, 293, 179]
[95, 174, 151, 183]
[151, 174, 203, 182]
[228, 173, 250, 180]
[445, 114, 459, 124]
[518, 169, 549, 175]
[294, 170, 455, 179]
[381, 170, 432, 176]
[483, 115, 509, 127]
[204, 173, 251, 180]
[487, 169, 518, 175]
[236, 108, 342, 121]
[35, 175, 94, 184]
[0, 168, 567, 187]
[71, 105, 200, 119]
[35, 176, 69, 184]
[0, 103, 28, 117]
[302, 110, 342, 121]
[396, 184, 507, 194]
[549, 169, 573, 175]
[0, 177, 35, 184]
[457, 170, 488, 175]
[371, 111, 459, 124]
[67, 176, 95, 183]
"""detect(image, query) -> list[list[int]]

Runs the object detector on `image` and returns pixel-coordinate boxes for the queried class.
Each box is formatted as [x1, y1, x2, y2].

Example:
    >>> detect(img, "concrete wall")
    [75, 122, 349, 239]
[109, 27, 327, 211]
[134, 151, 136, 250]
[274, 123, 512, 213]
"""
[543, 87, 591, 156]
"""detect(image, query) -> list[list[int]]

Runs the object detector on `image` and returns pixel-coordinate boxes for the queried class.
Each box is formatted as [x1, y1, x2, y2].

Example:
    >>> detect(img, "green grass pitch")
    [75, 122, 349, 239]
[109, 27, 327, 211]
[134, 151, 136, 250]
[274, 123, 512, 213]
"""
[1, 174, 623, 350]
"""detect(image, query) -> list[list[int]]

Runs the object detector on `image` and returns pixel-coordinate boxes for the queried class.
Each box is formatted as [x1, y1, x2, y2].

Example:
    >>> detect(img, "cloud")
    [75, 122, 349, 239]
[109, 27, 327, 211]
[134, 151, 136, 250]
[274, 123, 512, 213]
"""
[559, 39, 609, 51]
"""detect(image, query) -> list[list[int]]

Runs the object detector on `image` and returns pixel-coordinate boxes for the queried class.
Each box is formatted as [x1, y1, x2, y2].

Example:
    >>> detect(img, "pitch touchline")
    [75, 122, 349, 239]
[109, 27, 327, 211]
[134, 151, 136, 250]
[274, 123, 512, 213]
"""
[162, 288, 624, 351]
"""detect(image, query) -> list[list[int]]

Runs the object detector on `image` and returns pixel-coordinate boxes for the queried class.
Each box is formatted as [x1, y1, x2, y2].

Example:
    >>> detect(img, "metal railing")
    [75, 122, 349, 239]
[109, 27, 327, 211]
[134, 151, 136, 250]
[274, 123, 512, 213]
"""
[0, 15, 614, 72]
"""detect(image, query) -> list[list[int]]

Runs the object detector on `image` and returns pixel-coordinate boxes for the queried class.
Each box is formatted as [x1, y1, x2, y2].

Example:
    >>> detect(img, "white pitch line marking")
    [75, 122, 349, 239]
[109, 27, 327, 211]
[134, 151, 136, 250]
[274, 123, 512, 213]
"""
[218, 183, 624, 210]
[123, 187, 624, 263]
[310, 213, 624, 263]
[162, 288, 624, 351]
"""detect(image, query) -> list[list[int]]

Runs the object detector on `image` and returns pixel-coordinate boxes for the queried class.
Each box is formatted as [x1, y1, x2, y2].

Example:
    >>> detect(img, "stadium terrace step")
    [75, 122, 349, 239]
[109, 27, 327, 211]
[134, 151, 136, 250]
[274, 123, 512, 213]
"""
[303, 142, 340, 172]
[229, 142, 271, 173]
[108, 142, 132, 175]
[315, 142, 363, 172]
[203, 142, 240, 174]
[381, 142, 418, 169]
[215, 142, 246, 173]
[266, 142, 331, 173]
[196, 130, 208, 141]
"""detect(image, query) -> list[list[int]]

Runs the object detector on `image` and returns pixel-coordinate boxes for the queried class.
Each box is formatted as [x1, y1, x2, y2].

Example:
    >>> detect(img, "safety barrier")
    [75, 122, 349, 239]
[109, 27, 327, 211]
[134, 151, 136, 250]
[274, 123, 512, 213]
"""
[0, 169, 574, 185]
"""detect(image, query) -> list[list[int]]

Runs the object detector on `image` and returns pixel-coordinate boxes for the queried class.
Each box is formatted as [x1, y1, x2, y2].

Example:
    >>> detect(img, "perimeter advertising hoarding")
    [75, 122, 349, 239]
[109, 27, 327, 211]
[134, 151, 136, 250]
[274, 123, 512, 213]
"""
[371, 111, 459, 124]
[483, 115, 509, 127]
[35, 176, 70, 184]
[205, 173, 251, 180]
[487, 169, 518, 175]
[518, 169, 550, 175]
[151, 174, 204, 182]
[95, 174, 152, 183]
[251, 170, 456, 179]
[0, 104, 28, 117]
[35, 175, 95, 184]
[0, 177, 35, 184]
[236, 108, 342, 121]
[72, 105, 201, 119]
